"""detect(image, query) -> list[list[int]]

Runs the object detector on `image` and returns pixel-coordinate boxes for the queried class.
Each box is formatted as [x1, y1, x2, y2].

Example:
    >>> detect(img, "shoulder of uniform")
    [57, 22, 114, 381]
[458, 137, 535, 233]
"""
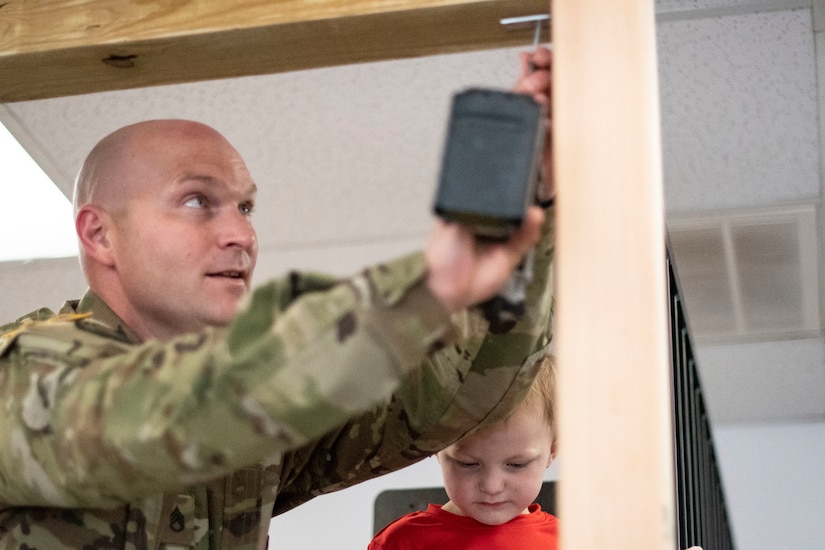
[1, 306, 57, 330]
[2, 309, 90, 335]
[0, 310, 113, 358]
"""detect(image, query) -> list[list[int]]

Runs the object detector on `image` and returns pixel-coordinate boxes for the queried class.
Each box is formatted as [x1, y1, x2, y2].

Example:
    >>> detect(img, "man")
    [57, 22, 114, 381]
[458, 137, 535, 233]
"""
[0, 48, 554, 548]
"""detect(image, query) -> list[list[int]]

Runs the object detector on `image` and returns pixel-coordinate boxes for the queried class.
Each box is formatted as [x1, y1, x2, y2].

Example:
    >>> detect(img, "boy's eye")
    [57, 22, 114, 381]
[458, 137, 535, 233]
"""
[458, 461, 479, 468]
[507, 462, 528, 469]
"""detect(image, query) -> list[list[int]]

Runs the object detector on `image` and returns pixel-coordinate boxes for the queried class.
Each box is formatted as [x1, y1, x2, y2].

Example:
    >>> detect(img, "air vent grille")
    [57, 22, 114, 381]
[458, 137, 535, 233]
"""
[667, 205, 820, 343]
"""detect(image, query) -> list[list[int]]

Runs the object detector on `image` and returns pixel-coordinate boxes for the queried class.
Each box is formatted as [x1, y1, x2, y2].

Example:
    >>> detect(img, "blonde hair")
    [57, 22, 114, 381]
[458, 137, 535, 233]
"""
[511, 354, 556, 431]
[440, 354, 557, 453]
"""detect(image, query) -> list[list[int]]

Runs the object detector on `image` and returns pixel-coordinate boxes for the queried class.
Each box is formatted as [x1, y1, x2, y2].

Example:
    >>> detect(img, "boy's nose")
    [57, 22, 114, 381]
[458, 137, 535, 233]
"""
[479, 472, 505, 495]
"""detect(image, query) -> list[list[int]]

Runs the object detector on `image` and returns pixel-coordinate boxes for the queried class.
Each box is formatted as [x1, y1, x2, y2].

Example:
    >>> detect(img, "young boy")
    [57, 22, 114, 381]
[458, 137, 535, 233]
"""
[369, 354, 559, 549]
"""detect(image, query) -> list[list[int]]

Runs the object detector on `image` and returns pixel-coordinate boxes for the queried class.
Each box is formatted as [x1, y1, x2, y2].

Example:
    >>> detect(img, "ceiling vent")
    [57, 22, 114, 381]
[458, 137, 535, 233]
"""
[667, 205, 820, 344]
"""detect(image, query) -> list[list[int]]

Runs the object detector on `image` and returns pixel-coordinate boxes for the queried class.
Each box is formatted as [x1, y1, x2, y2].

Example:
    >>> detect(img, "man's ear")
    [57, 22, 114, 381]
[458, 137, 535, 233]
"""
[76, 205, 116, 267]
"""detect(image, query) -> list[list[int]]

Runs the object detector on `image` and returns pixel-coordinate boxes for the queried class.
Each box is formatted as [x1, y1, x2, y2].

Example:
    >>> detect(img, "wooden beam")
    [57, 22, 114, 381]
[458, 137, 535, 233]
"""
[552, 0, 676, 549]
[0, 0, 548, 102]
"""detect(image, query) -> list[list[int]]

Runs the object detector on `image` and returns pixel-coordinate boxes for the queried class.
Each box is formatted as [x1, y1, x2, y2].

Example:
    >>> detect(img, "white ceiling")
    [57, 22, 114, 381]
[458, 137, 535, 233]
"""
[1, 0, 823, 426]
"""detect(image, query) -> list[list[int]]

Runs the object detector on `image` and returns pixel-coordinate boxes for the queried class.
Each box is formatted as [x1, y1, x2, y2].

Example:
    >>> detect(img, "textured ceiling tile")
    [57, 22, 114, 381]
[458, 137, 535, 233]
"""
[5, 47, 528, 250]
[658, 9, 819, 212]
[656, 0, 791, 12]
[695, 337, 825, 423]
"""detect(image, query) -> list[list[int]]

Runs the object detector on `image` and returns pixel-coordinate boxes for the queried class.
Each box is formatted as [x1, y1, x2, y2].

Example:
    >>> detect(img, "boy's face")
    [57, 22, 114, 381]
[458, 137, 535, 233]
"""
[437, 402, 556, 525]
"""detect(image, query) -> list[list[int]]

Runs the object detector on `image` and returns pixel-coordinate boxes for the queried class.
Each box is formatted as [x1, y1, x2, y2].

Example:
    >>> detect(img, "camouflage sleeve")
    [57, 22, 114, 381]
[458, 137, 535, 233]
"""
[272, 209, 556, 514]
[0, 252, 455, 508]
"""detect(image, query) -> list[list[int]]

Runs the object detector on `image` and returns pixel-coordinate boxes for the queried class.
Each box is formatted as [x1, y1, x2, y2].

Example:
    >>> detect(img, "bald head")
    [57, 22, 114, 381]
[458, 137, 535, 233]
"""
[73, 119, 234, 216]
[72, 119, 259, 340]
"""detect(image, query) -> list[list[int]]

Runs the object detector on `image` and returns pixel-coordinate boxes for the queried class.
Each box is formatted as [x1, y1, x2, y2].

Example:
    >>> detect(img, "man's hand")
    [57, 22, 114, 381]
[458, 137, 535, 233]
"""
[513, 46, 553, 203]
[425, 206, 544, 313]
[425, 46, 553, 314]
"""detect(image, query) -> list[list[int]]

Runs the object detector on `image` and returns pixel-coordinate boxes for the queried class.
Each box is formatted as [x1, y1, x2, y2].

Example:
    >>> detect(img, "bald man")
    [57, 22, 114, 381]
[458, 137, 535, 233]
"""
[0, 48, 554, 549]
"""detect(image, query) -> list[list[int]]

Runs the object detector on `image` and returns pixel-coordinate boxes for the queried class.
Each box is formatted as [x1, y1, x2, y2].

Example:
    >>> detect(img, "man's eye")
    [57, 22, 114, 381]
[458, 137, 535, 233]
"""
[184, 196, 207, 209]
[239, 201, 255, 216]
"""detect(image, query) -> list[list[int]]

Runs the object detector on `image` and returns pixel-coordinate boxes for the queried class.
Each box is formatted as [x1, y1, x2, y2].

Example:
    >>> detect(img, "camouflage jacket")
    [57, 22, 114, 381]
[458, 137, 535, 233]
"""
[0, 212, 554, 550]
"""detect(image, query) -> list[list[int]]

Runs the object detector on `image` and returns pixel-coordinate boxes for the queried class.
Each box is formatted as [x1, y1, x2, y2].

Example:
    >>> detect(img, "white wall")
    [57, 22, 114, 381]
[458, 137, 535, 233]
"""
[0, 256, 85, 321]
[714, 421, 825, 550]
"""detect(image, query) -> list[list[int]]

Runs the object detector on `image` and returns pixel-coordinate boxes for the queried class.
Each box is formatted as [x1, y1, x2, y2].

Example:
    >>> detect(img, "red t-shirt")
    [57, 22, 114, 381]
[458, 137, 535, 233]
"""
[369, 503, 559, 549]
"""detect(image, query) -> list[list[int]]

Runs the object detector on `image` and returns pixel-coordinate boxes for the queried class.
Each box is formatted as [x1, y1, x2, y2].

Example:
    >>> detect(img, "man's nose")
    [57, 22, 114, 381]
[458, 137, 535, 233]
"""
[218, 209, 257, 251]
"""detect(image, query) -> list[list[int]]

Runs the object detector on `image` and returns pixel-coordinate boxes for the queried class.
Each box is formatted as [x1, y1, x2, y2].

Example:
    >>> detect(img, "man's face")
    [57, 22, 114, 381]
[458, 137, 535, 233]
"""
[437, 403, 555, 525]
[106, 123, 258, 338]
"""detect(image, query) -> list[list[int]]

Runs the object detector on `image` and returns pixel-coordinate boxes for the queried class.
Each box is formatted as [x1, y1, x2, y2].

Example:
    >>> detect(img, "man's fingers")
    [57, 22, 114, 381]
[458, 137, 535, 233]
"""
[530, 46, 553, 69]
[510, 207, 545, 260]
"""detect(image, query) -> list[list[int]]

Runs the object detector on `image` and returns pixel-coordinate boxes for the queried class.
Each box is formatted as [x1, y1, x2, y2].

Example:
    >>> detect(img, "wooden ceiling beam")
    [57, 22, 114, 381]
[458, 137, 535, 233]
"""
[0, 0, 548, 102]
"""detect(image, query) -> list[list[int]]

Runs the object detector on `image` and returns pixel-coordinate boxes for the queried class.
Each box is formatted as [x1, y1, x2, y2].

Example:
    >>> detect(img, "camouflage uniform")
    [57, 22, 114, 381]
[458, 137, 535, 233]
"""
[0, 212, 554, 549]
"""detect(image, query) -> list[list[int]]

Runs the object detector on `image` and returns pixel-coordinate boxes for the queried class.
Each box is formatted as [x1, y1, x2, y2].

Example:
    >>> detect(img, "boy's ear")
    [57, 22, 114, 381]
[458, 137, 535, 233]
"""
[547, 435, 559, 466]
[76, 205, 116, 267]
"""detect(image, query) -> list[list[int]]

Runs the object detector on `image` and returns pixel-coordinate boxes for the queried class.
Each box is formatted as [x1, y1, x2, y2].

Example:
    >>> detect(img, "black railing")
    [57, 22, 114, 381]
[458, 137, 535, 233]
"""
[669, 253, 736, 550]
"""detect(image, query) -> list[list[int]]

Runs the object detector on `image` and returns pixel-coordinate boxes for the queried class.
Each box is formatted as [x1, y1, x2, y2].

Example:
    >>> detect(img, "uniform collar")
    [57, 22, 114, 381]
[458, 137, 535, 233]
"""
[60, 289, 143, 344]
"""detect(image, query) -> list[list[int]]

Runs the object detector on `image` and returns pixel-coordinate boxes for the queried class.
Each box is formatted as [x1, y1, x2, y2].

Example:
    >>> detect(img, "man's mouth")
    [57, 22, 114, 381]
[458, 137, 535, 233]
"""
[208, 270, 246, 280]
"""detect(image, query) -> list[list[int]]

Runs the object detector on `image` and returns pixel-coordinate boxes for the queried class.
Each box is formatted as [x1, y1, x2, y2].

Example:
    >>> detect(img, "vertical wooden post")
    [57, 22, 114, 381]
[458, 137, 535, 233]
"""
[552, 1, 676, 549]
